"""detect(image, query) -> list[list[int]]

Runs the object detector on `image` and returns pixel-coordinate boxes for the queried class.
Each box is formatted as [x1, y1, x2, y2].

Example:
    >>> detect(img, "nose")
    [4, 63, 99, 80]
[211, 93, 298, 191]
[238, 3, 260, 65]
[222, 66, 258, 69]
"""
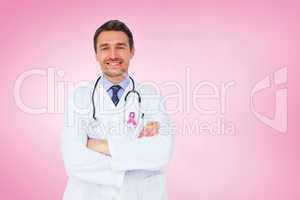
[108, 48, 117, 59]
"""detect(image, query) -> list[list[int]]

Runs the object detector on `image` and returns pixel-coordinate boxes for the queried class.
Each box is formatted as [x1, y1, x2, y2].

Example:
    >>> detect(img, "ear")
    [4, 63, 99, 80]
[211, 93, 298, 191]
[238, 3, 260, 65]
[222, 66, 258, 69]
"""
[95, 52, 99, 62]
[130, 46, 135, 59]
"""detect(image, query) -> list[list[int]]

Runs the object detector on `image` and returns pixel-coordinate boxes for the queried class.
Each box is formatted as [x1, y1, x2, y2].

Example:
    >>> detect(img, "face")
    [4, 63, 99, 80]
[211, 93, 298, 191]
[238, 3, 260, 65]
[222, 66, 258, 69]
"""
[95, 31, 134, 81]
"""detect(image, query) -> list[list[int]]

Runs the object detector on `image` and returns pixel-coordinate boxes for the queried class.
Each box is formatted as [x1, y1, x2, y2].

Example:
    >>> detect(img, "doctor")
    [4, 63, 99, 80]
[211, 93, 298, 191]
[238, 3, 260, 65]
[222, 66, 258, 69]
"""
[61, 20, 174, 200]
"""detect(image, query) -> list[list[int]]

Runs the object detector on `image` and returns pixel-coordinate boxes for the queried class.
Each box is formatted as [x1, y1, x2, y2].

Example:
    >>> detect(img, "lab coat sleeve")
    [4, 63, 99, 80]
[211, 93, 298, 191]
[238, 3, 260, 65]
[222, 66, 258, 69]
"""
[107, 93, 174, 171]
[61, 90, 125, 187]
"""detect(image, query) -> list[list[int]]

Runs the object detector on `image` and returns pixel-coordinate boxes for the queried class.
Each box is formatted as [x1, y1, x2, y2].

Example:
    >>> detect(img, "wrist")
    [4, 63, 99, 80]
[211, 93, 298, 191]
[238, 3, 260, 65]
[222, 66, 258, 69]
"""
[99, 139, 110, 156]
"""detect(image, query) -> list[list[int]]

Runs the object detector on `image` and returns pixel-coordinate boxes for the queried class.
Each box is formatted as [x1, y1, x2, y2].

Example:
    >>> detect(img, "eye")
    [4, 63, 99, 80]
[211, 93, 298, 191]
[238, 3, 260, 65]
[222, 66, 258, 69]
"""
[100, 47, 109, 51]
[116, 46, 125, 49]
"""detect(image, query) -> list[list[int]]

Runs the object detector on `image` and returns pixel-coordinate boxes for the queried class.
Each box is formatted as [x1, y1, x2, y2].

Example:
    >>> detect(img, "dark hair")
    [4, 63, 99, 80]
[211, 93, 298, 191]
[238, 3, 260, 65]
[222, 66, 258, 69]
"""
[93, 20, 134, 53]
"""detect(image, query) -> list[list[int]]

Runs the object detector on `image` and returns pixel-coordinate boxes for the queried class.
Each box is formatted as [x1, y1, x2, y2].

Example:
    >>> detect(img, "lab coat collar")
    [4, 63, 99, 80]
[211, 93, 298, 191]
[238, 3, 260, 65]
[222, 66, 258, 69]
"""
[101, 75, 130, 91]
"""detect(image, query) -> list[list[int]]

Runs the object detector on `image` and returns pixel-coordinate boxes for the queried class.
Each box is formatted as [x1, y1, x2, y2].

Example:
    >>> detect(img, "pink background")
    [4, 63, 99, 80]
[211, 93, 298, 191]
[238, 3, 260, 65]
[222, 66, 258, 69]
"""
[1, 0, 299, 199]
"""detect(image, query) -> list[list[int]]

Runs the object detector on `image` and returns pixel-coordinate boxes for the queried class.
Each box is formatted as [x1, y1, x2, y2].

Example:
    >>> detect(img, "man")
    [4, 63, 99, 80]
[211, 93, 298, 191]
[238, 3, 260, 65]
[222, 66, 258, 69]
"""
[61, 20, 174, 200]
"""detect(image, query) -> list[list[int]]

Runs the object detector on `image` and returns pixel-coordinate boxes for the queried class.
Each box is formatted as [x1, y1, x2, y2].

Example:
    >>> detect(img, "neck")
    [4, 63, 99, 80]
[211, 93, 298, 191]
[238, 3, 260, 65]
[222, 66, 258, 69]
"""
[103, 74, 126, 84]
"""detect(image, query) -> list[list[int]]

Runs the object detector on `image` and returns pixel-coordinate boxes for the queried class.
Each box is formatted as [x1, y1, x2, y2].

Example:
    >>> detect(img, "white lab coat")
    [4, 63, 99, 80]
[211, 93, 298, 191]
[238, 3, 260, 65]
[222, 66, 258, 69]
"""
[61, 78, 174, 200]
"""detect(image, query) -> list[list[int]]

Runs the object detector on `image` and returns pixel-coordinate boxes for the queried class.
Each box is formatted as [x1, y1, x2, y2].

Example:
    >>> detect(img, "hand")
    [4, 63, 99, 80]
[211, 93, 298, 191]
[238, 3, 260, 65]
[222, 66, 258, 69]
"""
[139, 121, 160, 138]
[87, 138, 110, 156]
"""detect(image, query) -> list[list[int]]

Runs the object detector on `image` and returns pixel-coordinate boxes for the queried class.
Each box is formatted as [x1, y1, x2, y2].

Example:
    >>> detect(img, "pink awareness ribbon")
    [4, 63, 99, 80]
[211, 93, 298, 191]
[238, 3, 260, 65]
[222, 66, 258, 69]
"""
[127, 112, 137, 125]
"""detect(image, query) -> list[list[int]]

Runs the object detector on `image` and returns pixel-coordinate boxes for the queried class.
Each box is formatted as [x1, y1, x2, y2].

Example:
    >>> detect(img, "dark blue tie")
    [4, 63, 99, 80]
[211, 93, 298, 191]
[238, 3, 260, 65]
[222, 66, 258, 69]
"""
[110, 85, 122, 106]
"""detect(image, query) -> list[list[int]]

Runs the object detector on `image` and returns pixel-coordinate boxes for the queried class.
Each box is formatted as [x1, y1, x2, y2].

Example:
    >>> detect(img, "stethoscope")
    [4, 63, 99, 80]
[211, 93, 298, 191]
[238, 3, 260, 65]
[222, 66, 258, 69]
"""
[91, 75, 142, 121]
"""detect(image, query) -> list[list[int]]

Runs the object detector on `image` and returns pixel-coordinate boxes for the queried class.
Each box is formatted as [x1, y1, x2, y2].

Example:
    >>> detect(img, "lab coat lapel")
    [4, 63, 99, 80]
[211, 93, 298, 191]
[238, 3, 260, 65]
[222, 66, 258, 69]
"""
[116, 79, 132, 110]
[93, 81, 116, 118]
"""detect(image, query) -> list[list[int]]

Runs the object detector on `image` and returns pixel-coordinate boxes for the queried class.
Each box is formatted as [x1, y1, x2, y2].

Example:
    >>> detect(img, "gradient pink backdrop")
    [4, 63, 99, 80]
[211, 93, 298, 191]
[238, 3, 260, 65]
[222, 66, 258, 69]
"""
[1, 0, 299, 199]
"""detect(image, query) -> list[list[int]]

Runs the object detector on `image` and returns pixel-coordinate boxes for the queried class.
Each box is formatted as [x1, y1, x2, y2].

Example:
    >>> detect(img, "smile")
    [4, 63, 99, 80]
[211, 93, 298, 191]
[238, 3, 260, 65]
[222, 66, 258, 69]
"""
[106, 61, 122, 66]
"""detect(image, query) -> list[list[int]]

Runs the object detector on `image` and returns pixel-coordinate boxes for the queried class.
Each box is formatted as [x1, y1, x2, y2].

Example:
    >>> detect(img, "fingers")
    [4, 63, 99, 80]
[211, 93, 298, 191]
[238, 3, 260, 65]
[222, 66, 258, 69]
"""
[139, 121, 160, 138]
[145, 121, 159, 136]
[150, 122, 159, 136]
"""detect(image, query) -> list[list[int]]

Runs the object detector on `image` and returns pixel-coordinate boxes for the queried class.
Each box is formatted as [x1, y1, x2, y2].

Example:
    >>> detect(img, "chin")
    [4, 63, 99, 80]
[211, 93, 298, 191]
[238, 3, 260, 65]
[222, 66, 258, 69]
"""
[105, 70, 126, 78]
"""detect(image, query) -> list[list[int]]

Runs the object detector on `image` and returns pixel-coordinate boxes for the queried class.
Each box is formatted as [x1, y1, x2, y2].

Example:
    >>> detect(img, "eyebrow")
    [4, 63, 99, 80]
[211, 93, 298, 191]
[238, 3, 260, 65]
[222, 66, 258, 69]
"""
[98, 43, 128, 48]
[115, 43, 127, 47]
[98, 43, 109, 48]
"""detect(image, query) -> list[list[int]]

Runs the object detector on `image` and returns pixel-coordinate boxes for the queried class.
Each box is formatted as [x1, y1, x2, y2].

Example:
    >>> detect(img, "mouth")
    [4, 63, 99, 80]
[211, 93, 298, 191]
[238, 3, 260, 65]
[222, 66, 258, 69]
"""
[105, 60, 123, 67]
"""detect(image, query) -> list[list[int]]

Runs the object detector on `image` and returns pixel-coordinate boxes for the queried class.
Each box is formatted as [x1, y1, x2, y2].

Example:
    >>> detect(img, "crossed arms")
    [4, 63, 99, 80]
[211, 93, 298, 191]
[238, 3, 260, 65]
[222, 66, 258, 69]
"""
[87, 121, 160, 155]
[61, 91, 173, 188]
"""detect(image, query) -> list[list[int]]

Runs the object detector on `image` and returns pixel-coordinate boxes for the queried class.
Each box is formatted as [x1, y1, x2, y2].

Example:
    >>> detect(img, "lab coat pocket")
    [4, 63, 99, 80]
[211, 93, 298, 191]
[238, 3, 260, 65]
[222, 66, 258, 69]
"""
[141, 174, 167, 200]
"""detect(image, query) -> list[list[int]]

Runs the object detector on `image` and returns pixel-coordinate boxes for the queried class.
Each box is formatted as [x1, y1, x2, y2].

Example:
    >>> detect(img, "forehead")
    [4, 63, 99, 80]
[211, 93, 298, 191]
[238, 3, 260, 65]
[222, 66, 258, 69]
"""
[97, 31, 129, 45]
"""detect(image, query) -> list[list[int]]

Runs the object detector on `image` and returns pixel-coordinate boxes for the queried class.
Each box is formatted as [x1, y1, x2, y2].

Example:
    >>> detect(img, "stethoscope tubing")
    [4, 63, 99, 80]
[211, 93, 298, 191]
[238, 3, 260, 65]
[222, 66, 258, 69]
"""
[92, 75, 141, 120]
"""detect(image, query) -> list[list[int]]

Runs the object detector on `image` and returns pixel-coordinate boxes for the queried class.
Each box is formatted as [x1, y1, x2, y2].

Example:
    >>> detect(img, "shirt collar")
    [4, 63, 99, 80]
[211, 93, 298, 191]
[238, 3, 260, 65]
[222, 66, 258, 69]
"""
[101, 75, 130, 91]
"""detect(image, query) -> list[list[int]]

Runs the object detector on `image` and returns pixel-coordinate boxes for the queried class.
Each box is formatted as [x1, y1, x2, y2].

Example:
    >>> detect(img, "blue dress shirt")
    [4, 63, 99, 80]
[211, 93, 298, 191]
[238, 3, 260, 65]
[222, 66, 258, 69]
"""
[100, 75, 130, 100]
